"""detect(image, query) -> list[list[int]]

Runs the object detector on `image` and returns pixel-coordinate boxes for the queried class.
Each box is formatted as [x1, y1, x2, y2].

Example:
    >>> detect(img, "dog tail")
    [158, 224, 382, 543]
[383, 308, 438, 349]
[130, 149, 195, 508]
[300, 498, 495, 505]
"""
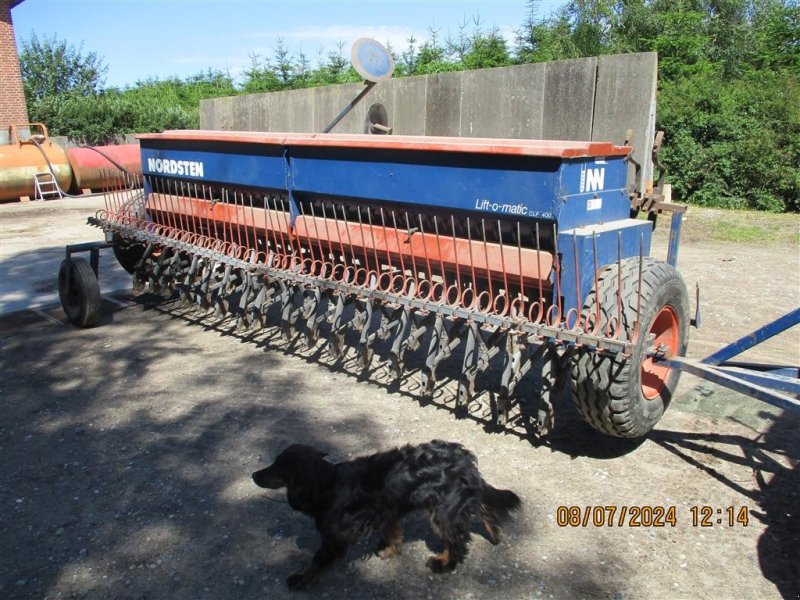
[482, 485, 521, 519]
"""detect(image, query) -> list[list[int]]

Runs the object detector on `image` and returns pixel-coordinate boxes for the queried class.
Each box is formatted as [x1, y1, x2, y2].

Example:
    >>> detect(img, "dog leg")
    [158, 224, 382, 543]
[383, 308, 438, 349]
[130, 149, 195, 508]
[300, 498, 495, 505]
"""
[376, 520, 404, 559]
[482, 517, 501, 545]
[481, 503, 501, 545]
[426, 545, 454, 573]
[426, 517, 471, 573]
[287, 538, 346, 590]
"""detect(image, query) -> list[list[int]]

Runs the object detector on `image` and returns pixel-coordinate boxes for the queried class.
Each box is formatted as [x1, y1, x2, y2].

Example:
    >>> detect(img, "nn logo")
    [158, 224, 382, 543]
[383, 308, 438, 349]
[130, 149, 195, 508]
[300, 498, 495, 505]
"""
[580, 167, 605, 193]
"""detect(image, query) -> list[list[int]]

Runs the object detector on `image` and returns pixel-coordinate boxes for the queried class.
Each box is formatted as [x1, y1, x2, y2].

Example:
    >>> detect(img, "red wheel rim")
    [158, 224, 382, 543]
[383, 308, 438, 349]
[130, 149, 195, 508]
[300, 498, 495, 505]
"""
[641, 305, 680, 400]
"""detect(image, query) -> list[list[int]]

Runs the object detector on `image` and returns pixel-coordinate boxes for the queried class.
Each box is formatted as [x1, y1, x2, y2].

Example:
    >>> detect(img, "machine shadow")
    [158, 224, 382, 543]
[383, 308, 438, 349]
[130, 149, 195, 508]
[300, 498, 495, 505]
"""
[649, 410, 800, 598]
[142, 293, 646, 461]
[0, 305, 558, 600]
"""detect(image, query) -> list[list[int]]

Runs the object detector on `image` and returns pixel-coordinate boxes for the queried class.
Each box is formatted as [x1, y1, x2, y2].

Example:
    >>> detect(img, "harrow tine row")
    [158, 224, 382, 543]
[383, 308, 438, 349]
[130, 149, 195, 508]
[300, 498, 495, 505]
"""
[91, 175, 651, 435]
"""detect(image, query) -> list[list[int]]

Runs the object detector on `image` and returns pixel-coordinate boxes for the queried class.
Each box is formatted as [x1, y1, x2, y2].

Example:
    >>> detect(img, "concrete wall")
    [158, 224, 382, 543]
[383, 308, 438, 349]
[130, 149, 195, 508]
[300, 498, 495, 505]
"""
[200, 53, 658, 191]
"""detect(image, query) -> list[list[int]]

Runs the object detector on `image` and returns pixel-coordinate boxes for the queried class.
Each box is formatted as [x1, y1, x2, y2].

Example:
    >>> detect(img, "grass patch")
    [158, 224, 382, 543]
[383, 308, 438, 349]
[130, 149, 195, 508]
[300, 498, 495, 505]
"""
[655, 207, 800, 245]
[710, 221, 773, 243]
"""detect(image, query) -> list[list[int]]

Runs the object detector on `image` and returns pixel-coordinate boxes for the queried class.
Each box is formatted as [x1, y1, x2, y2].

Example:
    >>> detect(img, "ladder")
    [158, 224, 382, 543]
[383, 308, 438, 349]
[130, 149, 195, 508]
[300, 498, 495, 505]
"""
[33, 172, 62, 200]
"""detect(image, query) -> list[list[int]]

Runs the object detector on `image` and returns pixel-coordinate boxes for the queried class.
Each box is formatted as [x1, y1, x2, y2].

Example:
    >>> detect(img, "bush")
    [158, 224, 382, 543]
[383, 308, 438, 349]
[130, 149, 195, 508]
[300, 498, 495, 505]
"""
[659, 68, 800, 211]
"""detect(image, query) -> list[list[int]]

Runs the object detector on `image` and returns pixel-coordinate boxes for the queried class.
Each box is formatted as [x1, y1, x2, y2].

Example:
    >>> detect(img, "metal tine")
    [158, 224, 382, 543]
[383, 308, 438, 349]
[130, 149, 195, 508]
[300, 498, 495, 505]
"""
[323, 202, 346, 273]
[295, 199, 311, 263]
[191, 183, 202, 240]
[263, 195, 283, 267]
[186, 180, 198, 238]
[496, 219, 509, 312]
[171, 179, 182, 234]
[616, 231, 623, 339]
[281, 195, 297, 262]
[480, 218, 493, 310]
[148, 177, 163, 231]
[317, 202, 339, 275]
[101, 169, 114, 216]
[208, 185, 221, 246]
[432, 215, 450, 299]
[280, 195, 295, 263]
[318, 202, 336, 269]
[333, 202, 351, 270]
[231, 190, 242, 251]
[237, 189, 248, 252]
[592, 232, 601, 336]
[517, 221, 525, 314]
[388, 209, 407, 283]
[417, 214, 434, 293]
[147, 176, 160, 231]
[392, 210, 416, 292]
[217, 188, 227, 244]
[176, 179, 188, 234]
[552, 223, 562, 328]
[224, 188, 235, 247]
[202, 184, 216, 246]
[338, 204, 358, 268]
[245, 192, 256, 259]
[363, 206, 380, 281]
[307, 201, 328, 268]
[465, 216, 477, 304]
[166, 180, 183, 230]
[159, 177, 174, 232]
[250, 193, 260, 259]
[228, 188, 239, 247]
[635, 232, 644, 340]
[450, 215, 462, 296]
[225, 188, 236, 251]
[268, 194, 286, 259]
[239, 189, 250, 253]
[572, 233, 581, 331]
[399, 212, 417, 293]
[171, 179, 184, 234]
[177, 179, 189, 235]
[102, 169, 116, 216]
[264, 194, 278, 267]
[377, 207, 395, 284]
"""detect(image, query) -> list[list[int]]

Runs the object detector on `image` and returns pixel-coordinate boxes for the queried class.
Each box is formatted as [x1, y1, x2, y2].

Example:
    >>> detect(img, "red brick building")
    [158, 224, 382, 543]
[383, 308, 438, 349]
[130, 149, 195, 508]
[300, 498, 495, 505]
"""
[1, 0, 28, 125]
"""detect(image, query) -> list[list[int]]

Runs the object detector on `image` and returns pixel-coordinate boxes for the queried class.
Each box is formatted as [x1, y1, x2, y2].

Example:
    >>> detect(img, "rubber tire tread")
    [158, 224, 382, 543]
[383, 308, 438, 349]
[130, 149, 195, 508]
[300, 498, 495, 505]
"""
[570, 257, 690, 438]
[58, 257, 102, 328]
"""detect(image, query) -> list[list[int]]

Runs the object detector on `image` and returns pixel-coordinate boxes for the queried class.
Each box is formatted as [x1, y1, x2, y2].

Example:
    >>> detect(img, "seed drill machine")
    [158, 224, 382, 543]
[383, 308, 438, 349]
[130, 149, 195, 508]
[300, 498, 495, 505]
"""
[57, 43, 799, 439]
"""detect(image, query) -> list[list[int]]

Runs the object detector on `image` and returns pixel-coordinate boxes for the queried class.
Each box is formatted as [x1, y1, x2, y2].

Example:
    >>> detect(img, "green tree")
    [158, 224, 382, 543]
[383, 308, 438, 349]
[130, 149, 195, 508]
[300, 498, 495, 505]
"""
[462, 26, 513, 69]
[19, 32, 108, 103]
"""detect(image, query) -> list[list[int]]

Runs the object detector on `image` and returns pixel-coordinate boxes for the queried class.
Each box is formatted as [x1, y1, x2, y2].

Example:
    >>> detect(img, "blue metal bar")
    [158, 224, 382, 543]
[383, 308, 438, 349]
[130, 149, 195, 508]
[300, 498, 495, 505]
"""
[722, 362, 799, 378]
[715, 366, 800, 396]
[663, 357, 800, 412]
[701, 307, 800, 365]
[666, 210, 683, 268]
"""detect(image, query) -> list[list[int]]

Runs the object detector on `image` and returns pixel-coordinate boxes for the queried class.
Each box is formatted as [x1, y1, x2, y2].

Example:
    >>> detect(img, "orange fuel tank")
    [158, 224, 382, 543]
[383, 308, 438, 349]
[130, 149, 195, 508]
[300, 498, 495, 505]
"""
[0, 124, 73, 202]
[66, 144, 141, 192]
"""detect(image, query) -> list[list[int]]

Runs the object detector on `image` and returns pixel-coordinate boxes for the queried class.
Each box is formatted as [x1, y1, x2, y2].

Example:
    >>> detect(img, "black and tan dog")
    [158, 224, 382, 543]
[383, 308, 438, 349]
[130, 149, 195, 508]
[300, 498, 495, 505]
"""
[252, 439, 521, 590]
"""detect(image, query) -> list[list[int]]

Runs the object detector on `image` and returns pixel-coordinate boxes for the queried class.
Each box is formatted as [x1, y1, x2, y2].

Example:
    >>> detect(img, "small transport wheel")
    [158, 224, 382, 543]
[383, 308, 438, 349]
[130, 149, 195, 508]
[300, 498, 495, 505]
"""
[58, 257, 101, 328]
[112, 234, 146, 274]
[570, 257, 690, 438]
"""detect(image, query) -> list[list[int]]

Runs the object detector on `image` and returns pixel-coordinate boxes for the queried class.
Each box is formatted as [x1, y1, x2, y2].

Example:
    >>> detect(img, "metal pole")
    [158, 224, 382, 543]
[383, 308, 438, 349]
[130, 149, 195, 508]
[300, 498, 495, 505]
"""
[322, 81, 376, 134]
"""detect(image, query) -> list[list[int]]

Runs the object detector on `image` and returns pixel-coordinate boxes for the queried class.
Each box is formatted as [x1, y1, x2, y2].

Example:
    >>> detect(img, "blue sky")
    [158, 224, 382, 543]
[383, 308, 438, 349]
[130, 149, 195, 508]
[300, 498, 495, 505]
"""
[12, 0, 567, 88]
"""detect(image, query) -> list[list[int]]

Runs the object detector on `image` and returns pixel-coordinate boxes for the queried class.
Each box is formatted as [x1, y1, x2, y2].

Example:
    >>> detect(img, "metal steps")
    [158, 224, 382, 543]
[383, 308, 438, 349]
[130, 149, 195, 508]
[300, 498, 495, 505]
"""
[34, 172, 62, 200]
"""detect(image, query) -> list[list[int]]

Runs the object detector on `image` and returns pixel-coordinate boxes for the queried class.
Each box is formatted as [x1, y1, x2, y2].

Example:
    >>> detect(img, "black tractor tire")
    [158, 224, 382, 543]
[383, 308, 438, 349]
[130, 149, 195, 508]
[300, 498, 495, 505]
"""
[570, 257, 690, 438]
[58, 257, 101, 328]
[112, 235, 146, 274]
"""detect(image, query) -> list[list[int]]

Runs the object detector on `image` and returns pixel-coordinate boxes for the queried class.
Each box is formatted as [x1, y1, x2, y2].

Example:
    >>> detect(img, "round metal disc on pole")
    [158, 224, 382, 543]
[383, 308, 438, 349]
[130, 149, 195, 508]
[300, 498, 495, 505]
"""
[351, 38, 395, 82]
